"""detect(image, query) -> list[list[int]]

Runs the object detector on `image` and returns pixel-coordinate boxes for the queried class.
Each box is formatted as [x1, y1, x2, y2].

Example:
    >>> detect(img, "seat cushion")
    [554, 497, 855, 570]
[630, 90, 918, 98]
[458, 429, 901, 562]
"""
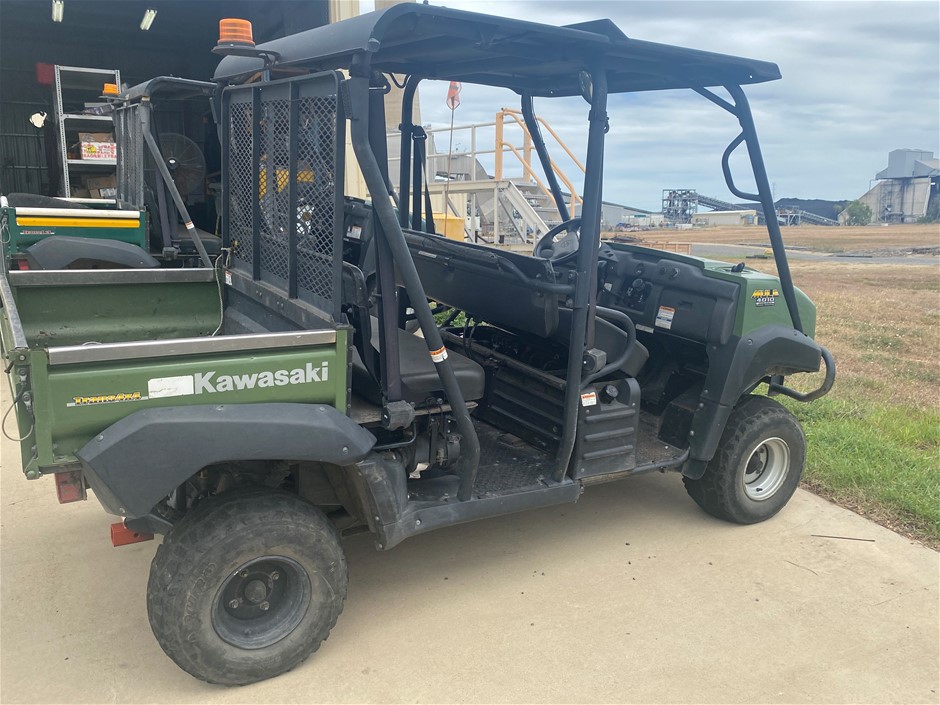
[351, 322, 485, 406]
[176, 225, 222, 256]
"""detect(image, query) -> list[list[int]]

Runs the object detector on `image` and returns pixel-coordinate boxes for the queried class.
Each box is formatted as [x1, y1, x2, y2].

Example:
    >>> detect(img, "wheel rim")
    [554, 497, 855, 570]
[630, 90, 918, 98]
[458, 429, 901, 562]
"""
[742, 437, 790, 501]
[212, 556, 311, 650]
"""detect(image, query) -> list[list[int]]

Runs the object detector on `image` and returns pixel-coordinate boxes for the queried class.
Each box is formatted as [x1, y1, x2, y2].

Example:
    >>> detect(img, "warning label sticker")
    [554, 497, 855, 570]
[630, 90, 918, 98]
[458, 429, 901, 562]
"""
[430, 346, 448, 363]
[580, 391, 598, 407]
[655, 306, 675, 330]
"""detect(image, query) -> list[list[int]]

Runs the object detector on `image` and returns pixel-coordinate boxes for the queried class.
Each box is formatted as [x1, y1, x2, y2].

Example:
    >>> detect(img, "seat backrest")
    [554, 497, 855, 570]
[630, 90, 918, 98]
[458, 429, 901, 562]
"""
[400, 229, 560, 338]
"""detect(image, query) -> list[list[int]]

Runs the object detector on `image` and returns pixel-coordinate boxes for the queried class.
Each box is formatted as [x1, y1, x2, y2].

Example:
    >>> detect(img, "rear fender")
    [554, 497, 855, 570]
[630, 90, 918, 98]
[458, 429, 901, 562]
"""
[76, 403, 375, 519]
[25, 236, 159, 270]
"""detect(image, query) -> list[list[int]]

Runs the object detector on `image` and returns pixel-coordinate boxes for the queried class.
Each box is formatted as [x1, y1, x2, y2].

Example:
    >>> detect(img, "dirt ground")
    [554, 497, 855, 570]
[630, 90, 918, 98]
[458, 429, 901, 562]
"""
[774, 260, 938, 408]
[633, 223, 940, 254]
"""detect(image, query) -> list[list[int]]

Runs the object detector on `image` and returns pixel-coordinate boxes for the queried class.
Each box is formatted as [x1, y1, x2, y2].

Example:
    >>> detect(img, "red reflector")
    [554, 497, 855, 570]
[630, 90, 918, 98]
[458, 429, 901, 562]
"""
[110, 522, 154, 547]
[54, 470, 86, 503]
[15, 259, 29, 270]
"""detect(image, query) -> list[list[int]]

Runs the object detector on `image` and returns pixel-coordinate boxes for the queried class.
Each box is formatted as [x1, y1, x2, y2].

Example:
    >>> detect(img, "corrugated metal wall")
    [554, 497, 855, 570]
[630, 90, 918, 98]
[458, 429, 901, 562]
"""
[0, 99, 50, 194]
[0, 0, 329, 196]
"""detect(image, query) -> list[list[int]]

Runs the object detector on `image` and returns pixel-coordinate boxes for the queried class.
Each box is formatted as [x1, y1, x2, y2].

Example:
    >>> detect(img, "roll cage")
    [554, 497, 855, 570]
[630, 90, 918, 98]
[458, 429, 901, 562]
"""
[212, 4, 802, 499]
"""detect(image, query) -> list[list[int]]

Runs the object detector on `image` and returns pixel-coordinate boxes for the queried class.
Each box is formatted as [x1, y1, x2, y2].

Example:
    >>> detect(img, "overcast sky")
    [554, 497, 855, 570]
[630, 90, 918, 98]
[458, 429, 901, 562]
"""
[391, 1, 939, 212]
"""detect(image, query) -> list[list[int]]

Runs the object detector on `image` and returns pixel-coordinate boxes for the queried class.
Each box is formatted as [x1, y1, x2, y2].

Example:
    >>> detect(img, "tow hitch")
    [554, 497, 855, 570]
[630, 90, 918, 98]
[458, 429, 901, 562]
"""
[110, 521, 154, 547]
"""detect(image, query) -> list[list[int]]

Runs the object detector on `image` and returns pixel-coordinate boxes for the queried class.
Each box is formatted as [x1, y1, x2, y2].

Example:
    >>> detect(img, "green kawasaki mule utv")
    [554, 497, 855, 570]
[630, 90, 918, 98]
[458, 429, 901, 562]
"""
[1, 5, 834, 685]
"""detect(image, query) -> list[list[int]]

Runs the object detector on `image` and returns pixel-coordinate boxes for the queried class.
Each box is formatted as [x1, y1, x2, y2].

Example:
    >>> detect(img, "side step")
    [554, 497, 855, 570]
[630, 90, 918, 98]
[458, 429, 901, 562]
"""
[358, 459, 581, 550]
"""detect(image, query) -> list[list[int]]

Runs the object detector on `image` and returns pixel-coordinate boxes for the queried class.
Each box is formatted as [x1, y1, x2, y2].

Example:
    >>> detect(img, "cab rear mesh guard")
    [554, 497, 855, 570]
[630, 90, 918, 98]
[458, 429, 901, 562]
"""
[112, 103, 146, 208]
[222, 72, 345, 321]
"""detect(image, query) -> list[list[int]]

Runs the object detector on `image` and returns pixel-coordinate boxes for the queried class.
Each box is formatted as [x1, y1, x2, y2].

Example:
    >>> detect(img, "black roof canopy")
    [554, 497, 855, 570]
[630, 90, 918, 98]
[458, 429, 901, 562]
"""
[213, 4, 781, 95]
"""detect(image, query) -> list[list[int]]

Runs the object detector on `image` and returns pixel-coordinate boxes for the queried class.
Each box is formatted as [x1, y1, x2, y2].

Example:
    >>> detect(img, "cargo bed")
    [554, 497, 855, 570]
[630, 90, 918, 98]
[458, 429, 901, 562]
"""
[1, 267, 347, 478]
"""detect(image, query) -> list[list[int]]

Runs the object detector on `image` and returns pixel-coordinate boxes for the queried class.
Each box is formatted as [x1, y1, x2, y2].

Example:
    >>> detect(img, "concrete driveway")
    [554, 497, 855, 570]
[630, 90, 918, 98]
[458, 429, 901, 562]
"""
[2, 431, 938, 704]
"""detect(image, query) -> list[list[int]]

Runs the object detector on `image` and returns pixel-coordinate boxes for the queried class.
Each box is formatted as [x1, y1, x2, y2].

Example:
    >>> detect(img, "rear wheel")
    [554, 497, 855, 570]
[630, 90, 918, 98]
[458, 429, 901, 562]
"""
[147, 488, 347, 685]
[683, 395, 806, 524]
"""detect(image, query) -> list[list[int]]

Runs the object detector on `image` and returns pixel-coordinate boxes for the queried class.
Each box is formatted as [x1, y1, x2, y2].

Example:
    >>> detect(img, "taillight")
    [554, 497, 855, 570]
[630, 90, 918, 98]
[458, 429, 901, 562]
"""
[54, 470, 86, 503]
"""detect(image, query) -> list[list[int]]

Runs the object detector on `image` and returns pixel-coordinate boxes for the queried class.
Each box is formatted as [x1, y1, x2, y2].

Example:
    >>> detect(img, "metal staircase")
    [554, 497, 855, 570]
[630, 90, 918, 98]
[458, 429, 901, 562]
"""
[389, 109, 584, 244]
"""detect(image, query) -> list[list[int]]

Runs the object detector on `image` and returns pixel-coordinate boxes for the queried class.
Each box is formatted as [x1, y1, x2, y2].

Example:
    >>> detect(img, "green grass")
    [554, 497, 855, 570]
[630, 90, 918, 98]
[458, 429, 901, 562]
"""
[781, 389, 940, 545]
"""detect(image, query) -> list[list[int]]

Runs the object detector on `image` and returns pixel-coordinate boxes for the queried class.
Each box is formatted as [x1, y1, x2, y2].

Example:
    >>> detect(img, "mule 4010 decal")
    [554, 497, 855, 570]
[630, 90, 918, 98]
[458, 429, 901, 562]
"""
[752, 288, 779, 307]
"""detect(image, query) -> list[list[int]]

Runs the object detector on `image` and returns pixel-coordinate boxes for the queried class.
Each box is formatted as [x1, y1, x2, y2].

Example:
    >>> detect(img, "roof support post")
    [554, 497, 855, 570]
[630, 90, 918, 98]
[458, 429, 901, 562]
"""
[347, 71, 481, 501]
[366, 71, 403, 401]
[725, 84, 802, 333]
[694, 84, 803, 333]
[521, 93, 570, 223]
[398, 76, 421, 228]
[553, 57, 607, 482]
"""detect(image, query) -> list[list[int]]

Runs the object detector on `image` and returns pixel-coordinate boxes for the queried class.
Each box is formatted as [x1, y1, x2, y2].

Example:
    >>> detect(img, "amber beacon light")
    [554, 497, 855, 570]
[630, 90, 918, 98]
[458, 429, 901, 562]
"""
[213, 18, 281, 64]
[218, 18, 255, 48]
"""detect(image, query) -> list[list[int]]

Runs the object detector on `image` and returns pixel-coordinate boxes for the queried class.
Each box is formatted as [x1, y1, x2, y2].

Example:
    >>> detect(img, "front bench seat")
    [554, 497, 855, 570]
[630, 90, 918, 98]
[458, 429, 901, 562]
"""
[351, 318, 485, 406]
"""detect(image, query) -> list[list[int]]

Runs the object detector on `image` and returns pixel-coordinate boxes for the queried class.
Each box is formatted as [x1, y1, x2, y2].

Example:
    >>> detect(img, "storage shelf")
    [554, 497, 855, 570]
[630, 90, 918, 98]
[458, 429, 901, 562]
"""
[55, 64, 120, 197]
[67, 158, 117, 168]
[62, 113, 112, 124]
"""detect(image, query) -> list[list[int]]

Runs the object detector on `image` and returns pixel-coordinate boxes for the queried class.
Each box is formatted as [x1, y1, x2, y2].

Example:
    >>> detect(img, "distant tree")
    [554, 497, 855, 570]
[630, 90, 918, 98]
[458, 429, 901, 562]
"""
[842, 200, 872, 226]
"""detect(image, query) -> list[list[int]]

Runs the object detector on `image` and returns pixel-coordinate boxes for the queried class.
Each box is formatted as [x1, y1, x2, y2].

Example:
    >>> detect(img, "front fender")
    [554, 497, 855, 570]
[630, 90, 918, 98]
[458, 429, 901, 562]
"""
[77, 403, 375, 518]
[683, 325, 823, 477]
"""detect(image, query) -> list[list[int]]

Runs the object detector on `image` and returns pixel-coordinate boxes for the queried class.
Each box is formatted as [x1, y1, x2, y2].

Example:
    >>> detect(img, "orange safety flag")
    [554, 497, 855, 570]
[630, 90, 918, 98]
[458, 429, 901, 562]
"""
[446, 81, 462, 110]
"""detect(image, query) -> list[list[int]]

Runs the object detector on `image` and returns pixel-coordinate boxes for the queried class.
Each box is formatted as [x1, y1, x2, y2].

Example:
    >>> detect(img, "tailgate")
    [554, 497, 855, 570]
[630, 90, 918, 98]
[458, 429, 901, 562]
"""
[24, 328, 348, 473]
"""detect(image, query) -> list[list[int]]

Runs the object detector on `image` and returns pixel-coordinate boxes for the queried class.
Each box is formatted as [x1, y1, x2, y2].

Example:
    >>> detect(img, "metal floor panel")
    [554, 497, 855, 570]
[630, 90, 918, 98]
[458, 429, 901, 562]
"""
[635, 410, 685, 467]
[472, 420, 556, 497]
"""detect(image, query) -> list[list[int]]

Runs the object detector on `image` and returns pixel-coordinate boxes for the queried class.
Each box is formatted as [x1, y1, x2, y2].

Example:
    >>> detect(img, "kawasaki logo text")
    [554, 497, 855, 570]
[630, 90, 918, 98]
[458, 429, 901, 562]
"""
[194, 362, 328, 393]
[147, 362, 329, 400]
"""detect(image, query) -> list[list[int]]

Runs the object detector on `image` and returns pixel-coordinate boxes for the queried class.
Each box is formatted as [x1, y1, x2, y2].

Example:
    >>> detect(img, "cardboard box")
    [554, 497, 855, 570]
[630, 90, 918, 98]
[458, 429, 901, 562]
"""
[79, 132, 116, 161]
[78, 132, 114, 143]
[83, 174, 116, 190]
[84, 174, 117, 198]
[80, 142, 117, 160]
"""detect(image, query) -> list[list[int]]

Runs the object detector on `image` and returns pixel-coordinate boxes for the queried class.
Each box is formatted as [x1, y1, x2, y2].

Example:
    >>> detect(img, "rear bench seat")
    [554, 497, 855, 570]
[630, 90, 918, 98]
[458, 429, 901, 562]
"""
[351, 318, 485, 406]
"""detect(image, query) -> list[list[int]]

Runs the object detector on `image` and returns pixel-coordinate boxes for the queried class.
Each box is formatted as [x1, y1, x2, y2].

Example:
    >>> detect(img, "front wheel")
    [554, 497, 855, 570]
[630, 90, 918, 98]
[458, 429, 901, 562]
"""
[683, 395, 806, 524]
[147, 488, 347, 685]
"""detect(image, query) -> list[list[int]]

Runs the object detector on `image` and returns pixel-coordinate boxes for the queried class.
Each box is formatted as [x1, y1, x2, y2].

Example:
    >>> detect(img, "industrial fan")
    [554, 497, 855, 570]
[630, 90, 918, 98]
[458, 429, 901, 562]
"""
[156, 132, 206, 198]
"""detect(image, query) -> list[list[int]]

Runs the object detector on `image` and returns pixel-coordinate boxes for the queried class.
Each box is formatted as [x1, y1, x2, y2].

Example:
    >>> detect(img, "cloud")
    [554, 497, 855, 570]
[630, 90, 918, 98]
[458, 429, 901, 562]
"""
[413, 1, 939, 211]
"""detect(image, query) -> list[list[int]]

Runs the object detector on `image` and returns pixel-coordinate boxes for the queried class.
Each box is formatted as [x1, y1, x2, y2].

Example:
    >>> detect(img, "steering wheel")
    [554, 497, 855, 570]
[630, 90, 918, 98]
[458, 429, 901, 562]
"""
[533, 218, 582, 265]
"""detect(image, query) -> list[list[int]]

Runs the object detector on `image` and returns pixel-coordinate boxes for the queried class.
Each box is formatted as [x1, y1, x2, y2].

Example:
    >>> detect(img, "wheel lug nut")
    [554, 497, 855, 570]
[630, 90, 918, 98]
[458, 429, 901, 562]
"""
[229, 599, 240, 609]
[271, 571, 279, 581]
[260, 601, 270, 611]
[239, 570, 249, 578]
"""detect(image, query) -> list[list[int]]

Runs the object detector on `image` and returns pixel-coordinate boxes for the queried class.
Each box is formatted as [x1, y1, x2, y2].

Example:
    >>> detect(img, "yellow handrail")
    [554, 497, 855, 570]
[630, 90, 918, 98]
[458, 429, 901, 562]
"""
[500, 142, 553, 198]
[503, 110, 583, 208]
[502, 107, 586, 174]
[495, 108, 583, 214]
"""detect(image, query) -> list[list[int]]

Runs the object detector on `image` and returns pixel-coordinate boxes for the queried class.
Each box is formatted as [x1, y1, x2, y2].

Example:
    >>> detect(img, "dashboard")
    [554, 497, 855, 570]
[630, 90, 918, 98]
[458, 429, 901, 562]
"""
[597, 247, 740, 347]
